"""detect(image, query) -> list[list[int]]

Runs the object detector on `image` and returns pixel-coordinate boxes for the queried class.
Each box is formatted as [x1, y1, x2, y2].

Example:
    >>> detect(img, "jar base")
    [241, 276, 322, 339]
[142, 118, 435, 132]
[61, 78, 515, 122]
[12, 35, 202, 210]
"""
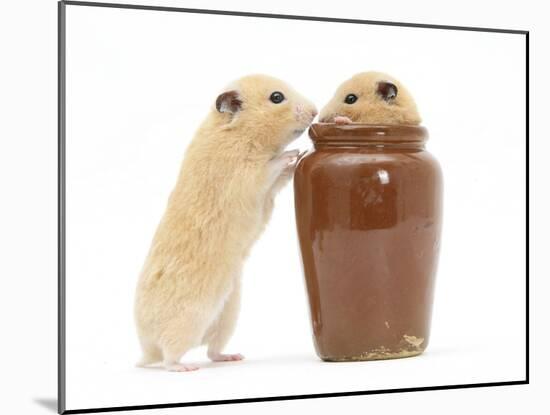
[320, 349, 425, 362]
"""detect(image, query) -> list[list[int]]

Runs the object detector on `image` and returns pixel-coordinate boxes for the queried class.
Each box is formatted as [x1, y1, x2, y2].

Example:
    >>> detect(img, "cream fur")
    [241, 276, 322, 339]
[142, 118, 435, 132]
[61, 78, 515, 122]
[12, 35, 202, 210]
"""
[134, 74, 316, 371]
[319, 71, 421, 125]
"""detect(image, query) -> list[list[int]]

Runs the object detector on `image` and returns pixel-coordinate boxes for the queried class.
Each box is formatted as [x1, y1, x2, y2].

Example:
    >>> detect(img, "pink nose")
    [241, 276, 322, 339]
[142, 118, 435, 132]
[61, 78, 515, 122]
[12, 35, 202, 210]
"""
[311, 109, 318, 118]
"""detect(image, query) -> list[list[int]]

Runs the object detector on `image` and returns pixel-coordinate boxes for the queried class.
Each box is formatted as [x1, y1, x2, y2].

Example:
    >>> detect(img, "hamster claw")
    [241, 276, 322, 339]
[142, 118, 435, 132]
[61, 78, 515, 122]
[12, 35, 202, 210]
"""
[282, 149, 300, 159]
[273, 149, 300, 166]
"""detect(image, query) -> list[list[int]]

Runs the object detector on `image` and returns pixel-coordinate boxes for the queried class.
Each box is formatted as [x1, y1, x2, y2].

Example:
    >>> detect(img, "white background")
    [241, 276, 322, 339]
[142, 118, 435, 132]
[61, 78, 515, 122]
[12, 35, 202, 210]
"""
[0, 0, 545, 414]
[61, 3, 528, 411]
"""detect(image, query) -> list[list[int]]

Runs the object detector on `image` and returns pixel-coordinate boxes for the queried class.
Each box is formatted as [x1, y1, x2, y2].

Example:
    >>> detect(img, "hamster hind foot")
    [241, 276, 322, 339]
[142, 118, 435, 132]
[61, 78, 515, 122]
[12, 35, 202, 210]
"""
[164, 362, 200, 372]
[208, 352, 245, 362]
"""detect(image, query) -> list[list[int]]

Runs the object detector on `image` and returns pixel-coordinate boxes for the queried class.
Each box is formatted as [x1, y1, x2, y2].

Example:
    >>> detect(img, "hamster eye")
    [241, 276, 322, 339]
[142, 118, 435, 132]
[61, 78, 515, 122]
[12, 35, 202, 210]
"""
[269, 91, 285, 104]
[344, 94, 358, 104]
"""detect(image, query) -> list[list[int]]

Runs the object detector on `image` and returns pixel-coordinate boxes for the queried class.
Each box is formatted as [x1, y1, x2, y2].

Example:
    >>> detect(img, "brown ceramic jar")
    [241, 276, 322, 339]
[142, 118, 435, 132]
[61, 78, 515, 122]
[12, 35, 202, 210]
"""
[294, 123, 442, 361]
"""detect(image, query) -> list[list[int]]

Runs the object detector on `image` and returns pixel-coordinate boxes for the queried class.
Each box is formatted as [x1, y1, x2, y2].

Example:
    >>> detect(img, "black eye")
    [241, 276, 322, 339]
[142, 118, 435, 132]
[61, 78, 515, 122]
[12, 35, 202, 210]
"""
[269, 91, 285, 104]
[344, 94, 358, 104]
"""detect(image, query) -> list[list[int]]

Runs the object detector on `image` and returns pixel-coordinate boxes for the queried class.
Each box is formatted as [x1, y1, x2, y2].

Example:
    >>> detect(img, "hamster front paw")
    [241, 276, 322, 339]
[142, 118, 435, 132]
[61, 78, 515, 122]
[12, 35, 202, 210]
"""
[267, 150, 298, 178]
[279, 150, 303, 177]
[278, 149, 300, 164]
[268, 150, 302, 193]
[334, 116, 353, 125]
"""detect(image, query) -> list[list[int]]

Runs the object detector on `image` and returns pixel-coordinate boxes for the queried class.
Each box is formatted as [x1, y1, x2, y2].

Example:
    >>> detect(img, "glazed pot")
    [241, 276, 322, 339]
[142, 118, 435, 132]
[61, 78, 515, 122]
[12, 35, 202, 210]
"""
[294, 123, 443, 361]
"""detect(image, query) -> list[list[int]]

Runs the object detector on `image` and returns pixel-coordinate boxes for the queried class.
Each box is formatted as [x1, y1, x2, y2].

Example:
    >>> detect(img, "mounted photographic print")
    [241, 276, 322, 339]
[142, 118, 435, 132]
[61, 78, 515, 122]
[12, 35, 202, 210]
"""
[58, 1, 528, 413]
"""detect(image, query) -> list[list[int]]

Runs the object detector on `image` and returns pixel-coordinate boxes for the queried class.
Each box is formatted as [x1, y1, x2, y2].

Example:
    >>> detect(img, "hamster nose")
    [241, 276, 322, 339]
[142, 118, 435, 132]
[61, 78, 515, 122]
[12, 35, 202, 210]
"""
[311, 109, 318, 118]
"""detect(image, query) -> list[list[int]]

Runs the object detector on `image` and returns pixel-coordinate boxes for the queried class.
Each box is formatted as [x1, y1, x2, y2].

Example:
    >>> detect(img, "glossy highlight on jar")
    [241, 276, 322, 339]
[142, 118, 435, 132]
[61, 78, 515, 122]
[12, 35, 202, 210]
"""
[294, 123, 443, 361]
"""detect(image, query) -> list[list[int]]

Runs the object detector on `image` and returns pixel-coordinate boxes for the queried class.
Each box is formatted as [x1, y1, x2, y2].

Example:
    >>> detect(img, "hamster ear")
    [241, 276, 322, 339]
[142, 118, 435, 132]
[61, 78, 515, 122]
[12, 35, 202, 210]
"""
[376, 81, 398, 101]
[215, 90, 242, 114]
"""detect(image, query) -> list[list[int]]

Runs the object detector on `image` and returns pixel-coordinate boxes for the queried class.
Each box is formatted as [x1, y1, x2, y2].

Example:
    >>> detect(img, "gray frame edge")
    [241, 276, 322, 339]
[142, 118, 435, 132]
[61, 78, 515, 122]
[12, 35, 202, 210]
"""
[58, 1, 67, 413]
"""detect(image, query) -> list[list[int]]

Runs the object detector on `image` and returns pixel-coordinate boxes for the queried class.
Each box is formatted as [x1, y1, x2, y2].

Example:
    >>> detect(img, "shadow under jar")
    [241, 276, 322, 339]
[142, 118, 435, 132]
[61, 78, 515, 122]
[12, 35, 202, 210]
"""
[294, 123, 443, 361]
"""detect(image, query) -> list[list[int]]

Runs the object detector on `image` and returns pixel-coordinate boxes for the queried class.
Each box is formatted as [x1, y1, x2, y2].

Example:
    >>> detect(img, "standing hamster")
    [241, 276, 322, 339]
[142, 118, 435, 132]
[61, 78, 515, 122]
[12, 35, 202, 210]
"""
[319, 71, 421, 125]
[134, 74, 317, 372]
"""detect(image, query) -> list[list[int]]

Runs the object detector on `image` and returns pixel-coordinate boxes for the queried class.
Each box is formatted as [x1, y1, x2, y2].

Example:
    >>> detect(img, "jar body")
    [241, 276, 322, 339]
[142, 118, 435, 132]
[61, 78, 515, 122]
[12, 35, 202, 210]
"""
[294, 126, 443, 361]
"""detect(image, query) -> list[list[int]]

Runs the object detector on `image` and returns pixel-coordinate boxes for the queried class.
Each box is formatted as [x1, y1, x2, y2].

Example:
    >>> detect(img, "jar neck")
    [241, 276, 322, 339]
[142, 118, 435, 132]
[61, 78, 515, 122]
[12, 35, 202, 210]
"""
[309, 123, 428, 149]
[313, 141, 426, 150]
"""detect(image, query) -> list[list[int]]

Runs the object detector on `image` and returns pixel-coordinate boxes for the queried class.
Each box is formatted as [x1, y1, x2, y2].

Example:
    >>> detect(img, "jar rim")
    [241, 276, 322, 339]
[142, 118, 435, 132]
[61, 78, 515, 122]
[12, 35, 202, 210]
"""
[309, 123, 429, 144]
